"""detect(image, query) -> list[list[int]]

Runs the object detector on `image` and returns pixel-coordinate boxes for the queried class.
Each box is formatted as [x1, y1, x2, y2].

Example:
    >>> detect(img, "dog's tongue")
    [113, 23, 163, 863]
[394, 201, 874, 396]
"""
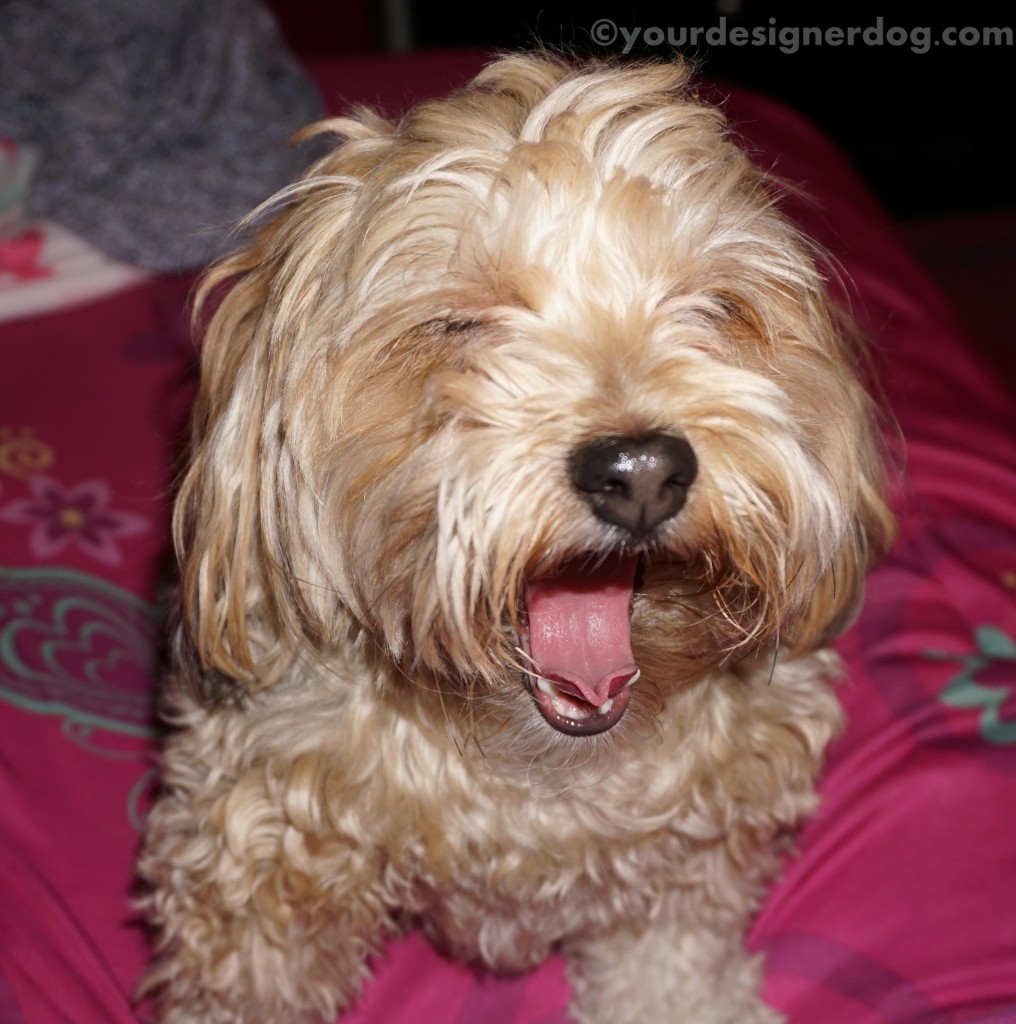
[524, 555, 638, 706]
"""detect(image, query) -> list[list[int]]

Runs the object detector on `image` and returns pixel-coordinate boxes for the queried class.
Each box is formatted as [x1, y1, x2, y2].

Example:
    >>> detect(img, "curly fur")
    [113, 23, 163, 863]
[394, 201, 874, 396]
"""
[138, 53, 894, 1024]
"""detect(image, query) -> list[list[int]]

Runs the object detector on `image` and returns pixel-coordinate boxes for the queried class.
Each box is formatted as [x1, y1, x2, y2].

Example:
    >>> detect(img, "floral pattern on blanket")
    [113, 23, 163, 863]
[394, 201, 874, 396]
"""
[0, 475, 149, 565]
[855, 515, 1016, 773]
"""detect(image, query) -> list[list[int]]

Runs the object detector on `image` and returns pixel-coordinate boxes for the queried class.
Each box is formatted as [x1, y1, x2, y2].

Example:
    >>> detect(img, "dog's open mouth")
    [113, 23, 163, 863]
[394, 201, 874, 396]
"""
[520, 554, 639, 736]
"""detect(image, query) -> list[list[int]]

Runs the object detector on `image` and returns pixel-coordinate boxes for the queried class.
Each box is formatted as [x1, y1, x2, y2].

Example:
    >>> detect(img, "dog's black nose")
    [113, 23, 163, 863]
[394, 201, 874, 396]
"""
[571, 433, 697, 540]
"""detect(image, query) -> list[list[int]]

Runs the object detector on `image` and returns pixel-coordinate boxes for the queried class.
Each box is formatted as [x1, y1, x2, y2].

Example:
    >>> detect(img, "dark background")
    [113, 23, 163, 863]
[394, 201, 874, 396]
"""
[274, 0, 1013, 222]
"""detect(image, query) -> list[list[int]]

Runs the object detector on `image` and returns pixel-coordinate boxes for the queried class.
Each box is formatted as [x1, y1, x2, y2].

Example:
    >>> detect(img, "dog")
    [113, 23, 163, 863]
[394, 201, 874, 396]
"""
[138, 53, 894, 1023]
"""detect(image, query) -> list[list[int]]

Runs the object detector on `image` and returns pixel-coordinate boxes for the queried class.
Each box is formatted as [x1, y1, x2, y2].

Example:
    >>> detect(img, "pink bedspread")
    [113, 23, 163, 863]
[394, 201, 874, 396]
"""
[1, 54, 1014, 1024]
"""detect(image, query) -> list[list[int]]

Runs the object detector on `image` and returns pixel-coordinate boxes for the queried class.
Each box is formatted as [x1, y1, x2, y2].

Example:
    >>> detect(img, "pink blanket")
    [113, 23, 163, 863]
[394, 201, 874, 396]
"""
[1, 54, 1014, 1024]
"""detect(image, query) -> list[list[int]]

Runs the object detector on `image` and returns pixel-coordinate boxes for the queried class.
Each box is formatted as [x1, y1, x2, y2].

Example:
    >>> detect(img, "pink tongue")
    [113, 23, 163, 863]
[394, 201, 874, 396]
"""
[524, 555, 638, 706]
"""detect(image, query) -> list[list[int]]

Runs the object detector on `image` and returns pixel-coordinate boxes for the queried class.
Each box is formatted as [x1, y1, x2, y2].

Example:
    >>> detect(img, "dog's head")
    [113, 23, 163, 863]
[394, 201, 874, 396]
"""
[176, 55, 893, 745]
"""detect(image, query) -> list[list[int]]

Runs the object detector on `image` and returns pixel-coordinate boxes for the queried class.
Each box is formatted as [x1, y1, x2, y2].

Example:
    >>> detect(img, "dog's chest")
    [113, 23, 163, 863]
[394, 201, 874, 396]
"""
[392, 778, 696, 951]
[380, 731, 710, 914]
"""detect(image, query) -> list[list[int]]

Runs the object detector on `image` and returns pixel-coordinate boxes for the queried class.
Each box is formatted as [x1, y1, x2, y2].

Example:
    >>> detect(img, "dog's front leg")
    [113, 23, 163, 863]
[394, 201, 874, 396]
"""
[565, 916, 782, 1024]
[140, 757, 398, 1024]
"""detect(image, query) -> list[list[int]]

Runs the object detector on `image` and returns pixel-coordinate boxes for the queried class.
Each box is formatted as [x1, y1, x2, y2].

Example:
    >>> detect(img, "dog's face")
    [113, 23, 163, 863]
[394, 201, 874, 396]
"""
[177, 56, 891, 749]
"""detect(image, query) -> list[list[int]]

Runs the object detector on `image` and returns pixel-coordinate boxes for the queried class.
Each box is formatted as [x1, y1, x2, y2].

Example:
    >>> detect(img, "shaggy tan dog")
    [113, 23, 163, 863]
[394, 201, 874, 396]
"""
[139, 54, 893, 1023]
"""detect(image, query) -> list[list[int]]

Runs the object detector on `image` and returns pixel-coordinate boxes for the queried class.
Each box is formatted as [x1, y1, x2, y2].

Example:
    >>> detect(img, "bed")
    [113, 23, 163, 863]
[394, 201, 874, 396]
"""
[1, 46, 1015, 1024]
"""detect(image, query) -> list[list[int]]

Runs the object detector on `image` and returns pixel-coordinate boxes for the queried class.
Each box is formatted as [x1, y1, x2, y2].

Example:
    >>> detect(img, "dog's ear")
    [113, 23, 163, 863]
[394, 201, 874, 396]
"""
[713, 263, 897, 660]
[176, 245, 364, 700]
[790, 469, 895, 653]
[787, 342, 897, 653]
[173, 260, 300, 701]
[171, 114, 397, 701]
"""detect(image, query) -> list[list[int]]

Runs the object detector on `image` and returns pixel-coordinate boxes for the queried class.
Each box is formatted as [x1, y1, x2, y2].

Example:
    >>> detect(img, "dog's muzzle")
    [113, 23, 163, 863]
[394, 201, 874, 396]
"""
[517, 433, 695, 736]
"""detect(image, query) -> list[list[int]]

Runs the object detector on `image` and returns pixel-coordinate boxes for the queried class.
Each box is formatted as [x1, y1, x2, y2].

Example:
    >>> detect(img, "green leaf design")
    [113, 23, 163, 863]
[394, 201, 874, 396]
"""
[930, 624, 1016, 746]
[976, 625, 1016, 660]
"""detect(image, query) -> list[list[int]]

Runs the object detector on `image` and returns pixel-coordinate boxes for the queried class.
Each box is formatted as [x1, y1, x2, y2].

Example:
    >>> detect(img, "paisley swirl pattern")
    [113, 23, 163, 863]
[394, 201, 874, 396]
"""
[0, 565, 160, 739]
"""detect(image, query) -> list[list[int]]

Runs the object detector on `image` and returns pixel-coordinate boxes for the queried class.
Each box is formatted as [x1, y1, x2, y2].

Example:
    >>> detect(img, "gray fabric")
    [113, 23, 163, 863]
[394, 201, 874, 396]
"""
[0, 0, 324, 271]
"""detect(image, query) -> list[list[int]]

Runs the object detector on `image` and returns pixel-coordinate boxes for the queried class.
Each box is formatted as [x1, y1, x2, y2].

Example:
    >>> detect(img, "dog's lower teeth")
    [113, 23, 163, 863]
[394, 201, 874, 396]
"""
[532, 674, 622, 719]
[533, 676, 618, 721]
